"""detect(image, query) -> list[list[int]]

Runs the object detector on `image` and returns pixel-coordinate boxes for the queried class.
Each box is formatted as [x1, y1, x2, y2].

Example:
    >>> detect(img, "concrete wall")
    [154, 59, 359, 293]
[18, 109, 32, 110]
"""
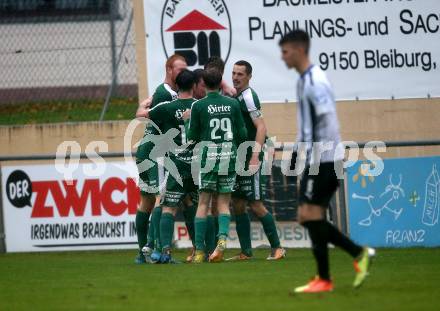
[1, 98, 439, 159]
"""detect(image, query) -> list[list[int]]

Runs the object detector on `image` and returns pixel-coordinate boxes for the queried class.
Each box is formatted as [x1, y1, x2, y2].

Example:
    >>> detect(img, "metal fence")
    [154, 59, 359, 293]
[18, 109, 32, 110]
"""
[0, 0, 137, 120]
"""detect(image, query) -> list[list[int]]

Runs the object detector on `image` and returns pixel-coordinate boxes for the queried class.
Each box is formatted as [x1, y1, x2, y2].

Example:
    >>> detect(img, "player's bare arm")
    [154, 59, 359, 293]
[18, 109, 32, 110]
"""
[249, 116, 267, 169]
[136, 96, 153, 118]
[182, 109, 191, 121]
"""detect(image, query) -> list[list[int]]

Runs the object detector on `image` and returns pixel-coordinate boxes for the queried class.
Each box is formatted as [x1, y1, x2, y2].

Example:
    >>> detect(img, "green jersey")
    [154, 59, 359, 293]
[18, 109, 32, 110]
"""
[144, 83, 178, 137]
[236, 87, 262, 141]
[236, 87, 265, 166]
[135, 83, 177, 194]
[188, 91, 247, 173]
[148, 98, 195, 174]
[138, 83, 178, 161]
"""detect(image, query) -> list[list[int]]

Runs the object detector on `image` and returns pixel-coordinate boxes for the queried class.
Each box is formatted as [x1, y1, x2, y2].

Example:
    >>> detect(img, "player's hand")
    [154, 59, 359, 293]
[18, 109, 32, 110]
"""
[182, 109, 191, 120]
[223, 85, 237, 97]
[136, 97, 153, 118]
[136, 108, 148, 118]
[248, 154, 261, 173]
[221, 80, 237, 97]
[139, 96, 153, 109]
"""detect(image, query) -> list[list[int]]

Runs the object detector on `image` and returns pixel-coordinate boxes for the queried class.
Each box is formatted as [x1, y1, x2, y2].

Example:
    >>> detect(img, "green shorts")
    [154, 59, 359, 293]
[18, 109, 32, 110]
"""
[136, 142, 166, 195]
[233, 169, 267, 201]
[162, 174, 198, 207]
[199, 171, 237, 194]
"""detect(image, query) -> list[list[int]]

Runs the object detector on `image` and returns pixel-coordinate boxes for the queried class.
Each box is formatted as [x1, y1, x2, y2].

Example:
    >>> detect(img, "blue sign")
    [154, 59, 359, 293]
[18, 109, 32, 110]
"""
[346, 156, 440, 247]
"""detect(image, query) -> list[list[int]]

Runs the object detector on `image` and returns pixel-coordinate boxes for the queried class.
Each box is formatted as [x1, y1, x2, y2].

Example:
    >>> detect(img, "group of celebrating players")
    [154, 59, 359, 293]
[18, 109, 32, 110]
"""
[132, 29, 375, 294]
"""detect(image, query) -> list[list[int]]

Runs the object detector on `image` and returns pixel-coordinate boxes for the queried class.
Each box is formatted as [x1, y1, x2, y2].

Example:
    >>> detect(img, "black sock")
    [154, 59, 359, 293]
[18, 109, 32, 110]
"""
[303, 220, 330, 281]
[325, 221, 363, 258]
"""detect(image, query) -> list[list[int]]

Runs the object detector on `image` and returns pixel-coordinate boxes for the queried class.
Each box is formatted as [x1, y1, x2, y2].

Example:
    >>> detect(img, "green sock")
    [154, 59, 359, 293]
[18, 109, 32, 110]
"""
[160, 212, 175, 251]
[260, 213, 281, 248]
[205, 215, 217, 254]
[146, 216, 155, 249]
[151, 206, 162, 250]
[135, 210, 150, 254]
[195, 217, 207, 251]
[183, 204, 196, 247]
[235, 213, 253, 257]
[214, 216, 219, 244]
[218, 213, 231, 239]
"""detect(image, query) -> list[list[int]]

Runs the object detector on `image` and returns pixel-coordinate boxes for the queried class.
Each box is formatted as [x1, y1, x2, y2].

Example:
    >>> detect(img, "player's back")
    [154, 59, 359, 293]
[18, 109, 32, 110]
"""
[150, 98, 195, 145]
[190, 91, 246, 144]
[188, 91, 247, 173]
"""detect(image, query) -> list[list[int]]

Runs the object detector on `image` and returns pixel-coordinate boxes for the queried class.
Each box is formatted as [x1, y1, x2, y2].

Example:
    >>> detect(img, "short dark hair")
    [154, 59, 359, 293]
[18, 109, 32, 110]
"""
[193, 69, 204, 84]
[202, 68, 223, 89]
[279, 30, 310, 55]
[176, 69, 196, 92]
[204, 56, 225, 74]
[234, 60, 253, 75]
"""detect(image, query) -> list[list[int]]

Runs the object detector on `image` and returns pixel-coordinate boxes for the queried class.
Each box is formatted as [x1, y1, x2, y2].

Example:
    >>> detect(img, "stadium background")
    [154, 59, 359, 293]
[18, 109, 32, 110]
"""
[0, 2, 439, 311]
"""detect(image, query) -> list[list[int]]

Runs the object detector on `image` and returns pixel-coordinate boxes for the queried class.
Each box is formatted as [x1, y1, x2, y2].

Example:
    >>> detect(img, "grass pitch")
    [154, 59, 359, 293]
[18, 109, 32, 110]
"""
[0, 248, 439, 311]
[0, 98, 136, 125]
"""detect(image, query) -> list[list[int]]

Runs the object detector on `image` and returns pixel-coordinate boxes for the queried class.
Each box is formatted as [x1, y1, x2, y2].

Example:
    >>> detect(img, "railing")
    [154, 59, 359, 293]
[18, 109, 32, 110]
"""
[1, 139, 439, 162]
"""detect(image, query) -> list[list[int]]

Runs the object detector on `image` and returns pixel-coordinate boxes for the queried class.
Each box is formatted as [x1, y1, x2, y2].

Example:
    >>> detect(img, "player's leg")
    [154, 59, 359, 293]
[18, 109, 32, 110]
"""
[193, 191, 211, 263]
[209, 192, 231, 262]
[318, 165, 374, 287]
[205, 205, 217, 256]
[182, 194, 197, 262]
[248, 200, 285, 261]
[159, 205, 178, 263]
[146, 201, 160, 248]
[145, 161, 167, 263]
[159, 175, 186, 264]
[207, 193, 219, 250]
[227, 197, 253, 260]
[183, 181, 199, 262]
[209, 172, 235, 263]
[294, 163, 374, 293]
[193, 171, 217, 262]
[296, 206, 374, 293]
[135, 145, 157, 264]
[294, 163, 335, 292]
[211, 194, 219, 245]
[297, 203, 334, 292]
[135, 193, 155, 264]
[229, 175, 253, 260]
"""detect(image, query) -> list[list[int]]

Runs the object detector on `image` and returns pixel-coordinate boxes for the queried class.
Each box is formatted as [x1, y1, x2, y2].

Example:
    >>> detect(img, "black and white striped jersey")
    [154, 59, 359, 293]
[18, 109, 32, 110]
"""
[296, 65, 344, 165]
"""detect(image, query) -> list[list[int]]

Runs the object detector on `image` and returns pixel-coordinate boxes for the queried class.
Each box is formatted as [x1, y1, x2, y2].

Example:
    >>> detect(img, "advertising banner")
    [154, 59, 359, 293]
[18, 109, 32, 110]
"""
[346, 157, 440, 247]
[1, 162, 305, 252]
[143, 0, 440, 102]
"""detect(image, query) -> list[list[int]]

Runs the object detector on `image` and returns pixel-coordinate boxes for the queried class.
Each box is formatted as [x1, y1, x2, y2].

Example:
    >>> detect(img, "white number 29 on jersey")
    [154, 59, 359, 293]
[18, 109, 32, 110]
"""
[210, 118, 233, 140]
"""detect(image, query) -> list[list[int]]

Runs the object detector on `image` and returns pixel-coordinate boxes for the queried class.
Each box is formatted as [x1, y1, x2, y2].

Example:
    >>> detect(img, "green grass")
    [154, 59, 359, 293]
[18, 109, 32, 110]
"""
[0, 98, 137, 125]
[0, 248, 439, 311]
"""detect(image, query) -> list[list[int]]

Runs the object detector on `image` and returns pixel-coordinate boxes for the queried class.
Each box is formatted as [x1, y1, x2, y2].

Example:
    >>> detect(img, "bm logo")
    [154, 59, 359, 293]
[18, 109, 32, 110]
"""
[161, 1, 232, 67]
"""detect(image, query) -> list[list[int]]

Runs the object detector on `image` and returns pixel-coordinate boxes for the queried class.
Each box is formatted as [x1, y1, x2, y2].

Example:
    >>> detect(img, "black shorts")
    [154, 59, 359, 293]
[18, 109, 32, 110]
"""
[299, 162, 339, 208]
